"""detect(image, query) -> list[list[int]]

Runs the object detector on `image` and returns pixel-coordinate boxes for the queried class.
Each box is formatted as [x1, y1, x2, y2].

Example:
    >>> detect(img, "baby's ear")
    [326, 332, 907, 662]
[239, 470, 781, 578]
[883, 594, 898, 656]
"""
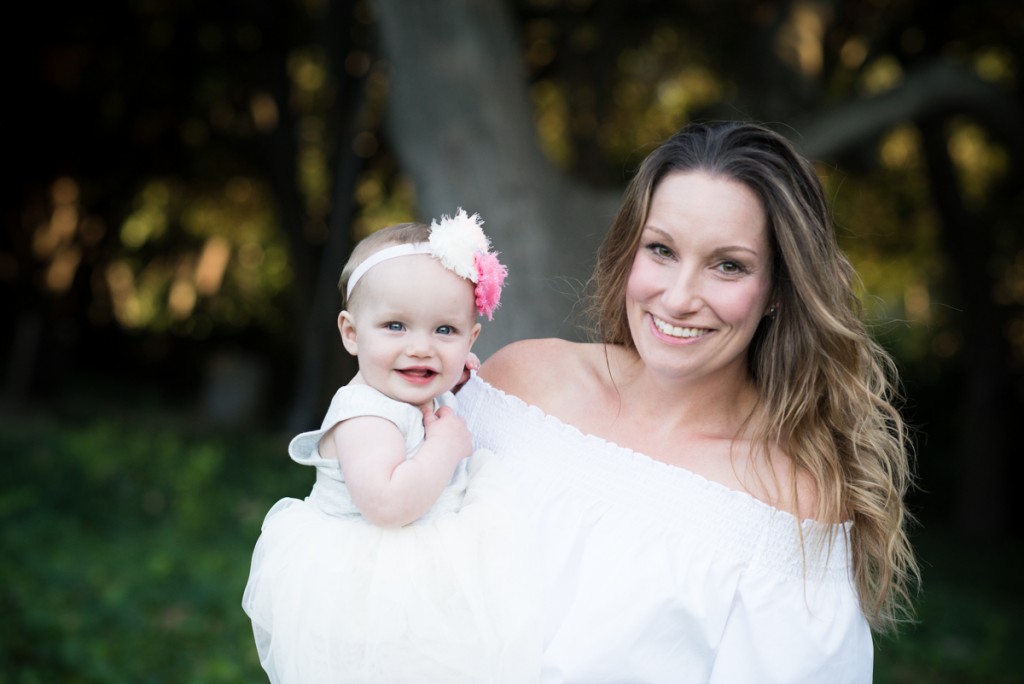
[338, 311, 358, 356]
[469, 321, 482, 347]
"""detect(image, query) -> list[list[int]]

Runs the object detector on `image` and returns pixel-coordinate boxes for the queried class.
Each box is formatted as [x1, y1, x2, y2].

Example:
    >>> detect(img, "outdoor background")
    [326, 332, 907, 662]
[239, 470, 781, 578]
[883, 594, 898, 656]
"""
[2, 0, 1022, 681]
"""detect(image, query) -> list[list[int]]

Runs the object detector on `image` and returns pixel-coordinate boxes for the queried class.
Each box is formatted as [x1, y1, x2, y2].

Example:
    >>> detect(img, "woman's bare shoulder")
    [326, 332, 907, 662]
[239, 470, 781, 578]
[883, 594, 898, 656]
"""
[479, 338, 605, 405]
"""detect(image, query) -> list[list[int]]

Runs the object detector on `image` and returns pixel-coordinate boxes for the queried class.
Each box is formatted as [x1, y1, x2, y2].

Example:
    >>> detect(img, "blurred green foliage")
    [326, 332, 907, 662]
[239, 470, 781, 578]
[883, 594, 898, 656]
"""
[875, 529, 1024, 684]
[1, 412, 1019, 682]
[0, 412, 305, 683]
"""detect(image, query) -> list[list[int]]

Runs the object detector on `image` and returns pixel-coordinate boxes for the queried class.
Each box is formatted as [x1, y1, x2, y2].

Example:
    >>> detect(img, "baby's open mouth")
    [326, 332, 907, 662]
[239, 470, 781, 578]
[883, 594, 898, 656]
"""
[399, 368, 437, 378]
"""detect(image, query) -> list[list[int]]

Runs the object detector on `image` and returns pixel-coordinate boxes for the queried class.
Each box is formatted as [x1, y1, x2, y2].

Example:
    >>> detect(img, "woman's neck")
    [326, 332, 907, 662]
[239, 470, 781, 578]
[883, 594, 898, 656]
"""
[605, 345, 760, 440]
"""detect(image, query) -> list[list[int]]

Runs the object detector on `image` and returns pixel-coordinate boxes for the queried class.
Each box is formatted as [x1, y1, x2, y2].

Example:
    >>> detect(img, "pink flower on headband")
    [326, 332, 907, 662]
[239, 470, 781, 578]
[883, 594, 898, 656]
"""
[427, 207, 508, 319]
[474, 251, 507, 320]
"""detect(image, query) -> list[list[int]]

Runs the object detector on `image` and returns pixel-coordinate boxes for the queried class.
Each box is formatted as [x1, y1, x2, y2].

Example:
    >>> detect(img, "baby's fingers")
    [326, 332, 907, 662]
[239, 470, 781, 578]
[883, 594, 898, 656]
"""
[432, 405, 455, 420]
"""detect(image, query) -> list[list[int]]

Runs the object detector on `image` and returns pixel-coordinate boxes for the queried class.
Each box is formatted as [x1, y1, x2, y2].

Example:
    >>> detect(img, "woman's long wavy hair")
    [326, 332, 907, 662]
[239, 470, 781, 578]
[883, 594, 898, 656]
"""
[590, 121, 918, 633]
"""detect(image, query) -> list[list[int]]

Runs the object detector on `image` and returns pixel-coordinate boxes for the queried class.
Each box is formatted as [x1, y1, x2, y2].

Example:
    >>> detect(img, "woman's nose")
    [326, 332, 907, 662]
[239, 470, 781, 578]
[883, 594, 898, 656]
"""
[660, 267, 702, 314]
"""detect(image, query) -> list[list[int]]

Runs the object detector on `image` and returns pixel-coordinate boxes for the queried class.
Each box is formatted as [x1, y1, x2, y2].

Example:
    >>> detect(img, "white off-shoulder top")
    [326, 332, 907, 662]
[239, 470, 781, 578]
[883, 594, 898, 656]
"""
[458, 375, 872, 683]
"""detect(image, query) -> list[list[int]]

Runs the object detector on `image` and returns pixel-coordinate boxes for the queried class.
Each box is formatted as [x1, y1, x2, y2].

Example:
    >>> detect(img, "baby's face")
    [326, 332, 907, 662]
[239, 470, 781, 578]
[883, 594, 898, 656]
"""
[340, 254, 481, 409]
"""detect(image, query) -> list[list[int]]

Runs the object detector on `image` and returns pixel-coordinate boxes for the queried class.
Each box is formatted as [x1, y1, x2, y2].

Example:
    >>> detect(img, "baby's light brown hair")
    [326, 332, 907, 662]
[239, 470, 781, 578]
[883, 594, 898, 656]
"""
[338, 222, 432, 308]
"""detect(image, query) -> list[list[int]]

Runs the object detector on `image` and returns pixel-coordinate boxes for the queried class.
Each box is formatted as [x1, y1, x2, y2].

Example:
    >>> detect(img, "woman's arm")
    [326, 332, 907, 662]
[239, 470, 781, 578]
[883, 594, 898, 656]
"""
[319, 407, 473, 528]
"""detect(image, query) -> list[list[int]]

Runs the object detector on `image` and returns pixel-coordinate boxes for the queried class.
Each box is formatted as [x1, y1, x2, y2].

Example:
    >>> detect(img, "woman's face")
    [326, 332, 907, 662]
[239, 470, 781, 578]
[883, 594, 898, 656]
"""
[625, 171, 773, 385]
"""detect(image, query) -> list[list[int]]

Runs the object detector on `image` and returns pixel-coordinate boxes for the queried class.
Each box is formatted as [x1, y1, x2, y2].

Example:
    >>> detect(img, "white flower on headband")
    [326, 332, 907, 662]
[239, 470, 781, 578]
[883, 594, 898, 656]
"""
[345, 208, 507, 320]
[428, 208, 490, 282]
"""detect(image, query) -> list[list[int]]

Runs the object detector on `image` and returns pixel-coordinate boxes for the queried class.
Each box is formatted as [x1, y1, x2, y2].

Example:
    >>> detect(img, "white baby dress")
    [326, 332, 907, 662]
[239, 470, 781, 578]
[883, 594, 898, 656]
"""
[242, 384, 540, 684]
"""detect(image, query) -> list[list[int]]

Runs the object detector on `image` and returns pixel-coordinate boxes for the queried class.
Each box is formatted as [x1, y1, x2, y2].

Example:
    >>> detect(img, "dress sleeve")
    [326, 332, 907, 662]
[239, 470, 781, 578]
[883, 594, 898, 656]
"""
[708, 522, 874, 684]
[288, 385, 420, 466]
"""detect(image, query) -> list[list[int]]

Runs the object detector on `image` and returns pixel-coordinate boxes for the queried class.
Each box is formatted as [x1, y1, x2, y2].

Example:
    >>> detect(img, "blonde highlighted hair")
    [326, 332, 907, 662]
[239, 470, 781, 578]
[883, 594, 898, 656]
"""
[590, 121, 918, 633]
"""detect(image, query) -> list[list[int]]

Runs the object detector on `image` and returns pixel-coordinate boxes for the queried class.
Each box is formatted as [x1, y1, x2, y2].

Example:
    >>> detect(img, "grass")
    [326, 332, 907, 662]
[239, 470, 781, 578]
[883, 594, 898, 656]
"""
[1, 408, 1019, 682]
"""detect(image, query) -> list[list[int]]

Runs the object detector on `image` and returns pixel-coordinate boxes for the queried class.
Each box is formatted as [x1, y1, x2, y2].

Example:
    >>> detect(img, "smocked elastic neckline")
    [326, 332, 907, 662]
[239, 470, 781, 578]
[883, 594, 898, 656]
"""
[460, 375, 852, 577]
[470, 375, 843, 524]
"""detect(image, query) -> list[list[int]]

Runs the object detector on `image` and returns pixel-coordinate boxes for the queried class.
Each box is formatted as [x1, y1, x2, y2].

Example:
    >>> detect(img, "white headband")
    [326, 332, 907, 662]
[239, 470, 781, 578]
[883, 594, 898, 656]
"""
[342, 208, 508, 320]
[345, 242, 432, 301]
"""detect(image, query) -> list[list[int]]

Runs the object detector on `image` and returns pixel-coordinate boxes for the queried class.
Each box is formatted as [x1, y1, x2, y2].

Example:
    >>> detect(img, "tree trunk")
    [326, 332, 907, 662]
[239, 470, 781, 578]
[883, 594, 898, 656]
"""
[284, 0, 367, 433]
[919, 116, 1012, 534]
[371, 0, 620, 356]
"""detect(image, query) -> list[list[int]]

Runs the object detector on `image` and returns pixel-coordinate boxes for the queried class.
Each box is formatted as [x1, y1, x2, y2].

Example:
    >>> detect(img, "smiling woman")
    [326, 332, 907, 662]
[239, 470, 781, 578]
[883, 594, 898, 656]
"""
[626, 173, 773, 389]
[459, 120, 919, 683]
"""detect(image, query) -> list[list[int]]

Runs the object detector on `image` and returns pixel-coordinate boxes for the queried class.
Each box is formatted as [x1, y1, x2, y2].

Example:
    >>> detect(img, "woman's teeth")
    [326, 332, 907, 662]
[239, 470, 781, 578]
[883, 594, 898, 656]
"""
[654, 318, 707, 339]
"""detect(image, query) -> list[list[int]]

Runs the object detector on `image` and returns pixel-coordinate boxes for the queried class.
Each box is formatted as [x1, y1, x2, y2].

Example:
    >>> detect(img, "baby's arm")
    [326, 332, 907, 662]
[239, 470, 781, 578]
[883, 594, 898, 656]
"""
[320, 406, 473, 528]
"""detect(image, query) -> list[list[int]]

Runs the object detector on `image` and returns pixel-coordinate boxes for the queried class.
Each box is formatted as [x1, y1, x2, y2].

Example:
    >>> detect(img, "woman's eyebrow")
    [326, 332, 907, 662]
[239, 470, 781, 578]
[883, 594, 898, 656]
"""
[710, 245, 760, 257]
[641, 226, 673, 240]
[644, 226, 761, 257]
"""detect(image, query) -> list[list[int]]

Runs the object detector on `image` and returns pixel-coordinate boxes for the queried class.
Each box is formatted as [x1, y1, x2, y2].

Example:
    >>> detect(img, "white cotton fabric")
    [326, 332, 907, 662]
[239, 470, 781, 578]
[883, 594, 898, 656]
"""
[457, 375, 873, 684]
[243, 385, 541, 684]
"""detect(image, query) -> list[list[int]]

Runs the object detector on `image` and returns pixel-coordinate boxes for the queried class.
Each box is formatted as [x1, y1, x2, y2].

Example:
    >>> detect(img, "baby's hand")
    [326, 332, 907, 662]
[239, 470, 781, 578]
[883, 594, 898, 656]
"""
[421, 405, 474, 462]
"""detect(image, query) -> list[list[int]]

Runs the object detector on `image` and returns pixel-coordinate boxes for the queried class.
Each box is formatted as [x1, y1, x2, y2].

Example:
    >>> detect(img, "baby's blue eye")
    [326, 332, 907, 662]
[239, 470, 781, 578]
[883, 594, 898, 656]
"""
[436, 325, 455, 335]
[386, 322, 404, 331]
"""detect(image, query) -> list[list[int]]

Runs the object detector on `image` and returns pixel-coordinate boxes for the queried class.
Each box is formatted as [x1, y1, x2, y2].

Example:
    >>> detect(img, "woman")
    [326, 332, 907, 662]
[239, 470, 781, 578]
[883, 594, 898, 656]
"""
[458, 121, 918, 682]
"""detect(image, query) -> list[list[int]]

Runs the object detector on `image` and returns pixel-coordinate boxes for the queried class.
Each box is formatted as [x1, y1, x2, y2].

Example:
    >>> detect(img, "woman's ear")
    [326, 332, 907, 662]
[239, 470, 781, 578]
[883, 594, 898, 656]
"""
[338, 311, 358, 356]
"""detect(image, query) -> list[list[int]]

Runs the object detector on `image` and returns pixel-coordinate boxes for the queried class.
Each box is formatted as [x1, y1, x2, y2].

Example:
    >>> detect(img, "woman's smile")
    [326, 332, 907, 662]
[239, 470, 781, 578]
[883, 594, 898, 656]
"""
[651, 314, 712, 341]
